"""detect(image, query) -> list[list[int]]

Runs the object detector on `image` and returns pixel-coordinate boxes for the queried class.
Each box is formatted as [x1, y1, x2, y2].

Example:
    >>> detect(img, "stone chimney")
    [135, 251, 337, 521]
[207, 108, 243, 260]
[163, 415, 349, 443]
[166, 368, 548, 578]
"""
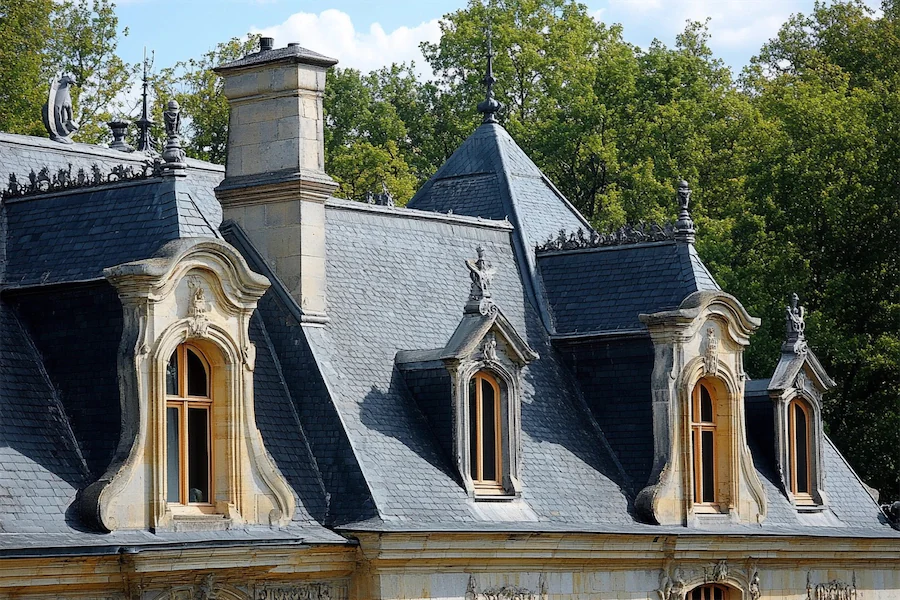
[214, 39, 338, 324]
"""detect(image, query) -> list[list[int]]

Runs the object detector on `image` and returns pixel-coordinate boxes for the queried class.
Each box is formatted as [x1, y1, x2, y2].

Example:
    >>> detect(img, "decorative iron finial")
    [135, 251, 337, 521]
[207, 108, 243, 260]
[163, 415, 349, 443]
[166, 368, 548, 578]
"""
[476, 28, 502, 123]
[160, 100, 187, 173]
[135, 48, 155, 153]
[783, 292, 808, 354]
[42, 75, 79, 144]
[465, 245, 498, 315]
[108, 120, 134, 152]
[674, 179, 695, 243]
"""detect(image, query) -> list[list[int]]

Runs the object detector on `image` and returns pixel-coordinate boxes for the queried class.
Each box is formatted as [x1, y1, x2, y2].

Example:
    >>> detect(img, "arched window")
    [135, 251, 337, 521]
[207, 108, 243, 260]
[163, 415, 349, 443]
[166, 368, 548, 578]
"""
[789, 398, 812, 498]
[691, 380, 717, 505]
[165, 343, 212, 508]
[468, 371, 502, 494]
[689, 584, 730, 600]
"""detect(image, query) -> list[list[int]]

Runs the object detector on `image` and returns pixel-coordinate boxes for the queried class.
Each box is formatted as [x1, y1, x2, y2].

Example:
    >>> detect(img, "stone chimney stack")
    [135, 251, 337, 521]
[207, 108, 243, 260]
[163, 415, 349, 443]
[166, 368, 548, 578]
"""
[214, 39, 338, 324]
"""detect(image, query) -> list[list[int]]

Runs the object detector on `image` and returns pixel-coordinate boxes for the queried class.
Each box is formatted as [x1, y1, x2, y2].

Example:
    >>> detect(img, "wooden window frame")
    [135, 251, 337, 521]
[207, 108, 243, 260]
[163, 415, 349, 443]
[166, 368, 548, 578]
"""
[165, 343, 215, 512]
[691, 380, 718, 509]
[689, 583, 731, 600]
[470, 371, 504, 495]
[788, 397, 814, 503]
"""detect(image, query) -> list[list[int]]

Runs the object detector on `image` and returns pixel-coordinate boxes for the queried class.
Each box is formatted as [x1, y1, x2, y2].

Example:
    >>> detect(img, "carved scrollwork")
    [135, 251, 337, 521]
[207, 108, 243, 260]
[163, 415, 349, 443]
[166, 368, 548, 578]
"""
[465, 574, 547, 600]
[3, 160, 160, 200]
[465, 245, 498, 316]
[256, 583, 338, 600]
[187, 277, 210, 338]
[807, 572, 857, 600]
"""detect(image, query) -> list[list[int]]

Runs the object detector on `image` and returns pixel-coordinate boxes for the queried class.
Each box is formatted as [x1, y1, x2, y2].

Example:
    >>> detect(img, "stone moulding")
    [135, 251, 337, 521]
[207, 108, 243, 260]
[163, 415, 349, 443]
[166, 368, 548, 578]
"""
[637, 290, 767, 526]
[78, 237, 295, 531]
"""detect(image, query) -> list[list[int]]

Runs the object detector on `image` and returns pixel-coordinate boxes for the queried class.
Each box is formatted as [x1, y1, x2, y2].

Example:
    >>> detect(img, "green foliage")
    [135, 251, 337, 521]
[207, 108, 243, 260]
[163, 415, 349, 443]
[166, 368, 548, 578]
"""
[45, 0, 135, 144]
[0, 0, 53, 136]
[152, 35, 259, 163]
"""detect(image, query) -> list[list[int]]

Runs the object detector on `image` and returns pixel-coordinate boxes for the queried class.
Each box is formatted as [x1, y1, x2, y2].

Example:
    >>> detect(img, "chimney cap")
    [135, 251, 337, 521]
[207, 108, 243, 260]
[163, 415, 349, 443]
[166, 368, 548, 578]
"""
[214, 42, 338, 74]
[288, 42, 300, 47]
[260, 37, 275, 52]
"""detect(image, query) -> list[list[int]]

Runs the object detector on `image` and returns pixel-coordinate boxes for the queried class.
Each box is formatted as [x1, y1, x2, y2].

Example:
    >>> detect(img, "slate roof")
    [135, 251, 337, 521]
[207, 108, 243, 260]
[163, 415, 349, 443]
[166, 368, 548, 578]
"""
[406, 122, 590, 256]
[537, 241, 720, 334]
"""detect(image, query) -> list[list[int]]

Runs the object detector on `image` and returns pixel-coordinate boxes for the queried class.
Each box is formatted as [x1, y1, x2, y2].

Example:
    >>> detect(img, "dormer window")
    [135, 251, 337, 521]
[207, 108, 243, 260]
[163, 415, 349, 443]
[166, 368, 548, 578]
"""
[468, 371, 503, 494]
[788, 397, 812, 500]
[691, 381, 717, 505]
[165, 343, 213, 509]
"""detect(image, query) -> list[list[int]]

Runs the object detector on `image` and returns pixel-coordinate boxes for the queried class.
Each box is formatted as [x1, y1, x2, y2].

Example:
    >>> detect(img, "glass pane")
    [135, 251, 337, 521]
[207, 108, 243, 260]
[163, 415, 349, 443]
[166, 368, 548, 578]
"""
[481, 378, 497, 481]
[692, 433, 699, 503]
[187, 407, 209, 503]
[700, 385, 713, 422]
[186, 348, 208, 397]
[166, 351, 179, 396]
[468, 378, 478, 477]
[701, 430, 715, 503]
[166, 406, 180, 502]
[795, 404, 809, 493]
[714, 586, 723, 600]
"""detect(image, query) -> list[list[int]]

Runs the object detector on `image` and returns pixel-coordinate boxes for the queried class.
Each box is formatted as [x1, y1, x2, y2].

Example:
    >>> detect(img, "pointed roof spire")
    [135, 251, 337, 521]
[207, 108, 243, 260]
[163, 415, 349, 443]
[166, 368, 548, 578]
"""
[135, 48, 155, 153]
[674, 179, 696, 243]
[477, 27, 502, 123]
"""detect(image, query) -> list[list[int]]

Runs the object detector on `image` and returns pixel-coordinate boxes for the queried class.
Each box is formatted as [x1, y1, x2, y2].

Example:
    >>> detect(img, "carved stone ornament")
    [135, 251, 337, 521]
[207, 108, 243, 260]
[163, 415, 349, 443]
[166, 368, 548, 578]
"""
[42, 75, 80, 143]
[257, 583, 337, 600]
[161, 99, 187, 171]
[535, 223, 674, 253]
[465, 245, 498, 316]
[481, 334, 498, 362]
[657, 568, 686, 600]
[807, 572, 857, 600]
[674, 179, 696, 243]
[703, 327, 719, 376]
[794, 368, 807, 391]
[749, 570, 761, 600]
[465, 574, 547, 600]
[187, 277, 210, 337]
[784, 292, 808, 354]
[710, 560, 728, 583]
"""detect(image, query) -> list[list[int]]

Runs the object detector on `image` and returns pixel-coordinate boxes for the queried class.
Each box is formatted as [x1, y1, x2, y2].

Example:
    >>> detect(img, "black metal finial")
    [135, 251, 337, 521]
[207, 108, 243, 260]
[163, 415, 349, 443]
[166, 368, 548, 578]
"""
[674, 179, 696, 243]
[135, 48, 155, 153]
[476, 27, 502, 124]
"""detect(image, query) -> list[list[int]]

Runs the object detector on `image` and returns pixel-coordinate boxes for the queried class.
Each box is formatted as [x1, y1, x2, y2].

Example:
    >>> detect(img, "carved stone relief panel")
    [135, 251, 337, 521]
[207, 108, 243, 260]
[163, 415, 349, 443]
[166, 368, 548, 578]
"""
[807, 572, 857, 600]
[465, 574, 547, 600]
[256, 582, 348, 600]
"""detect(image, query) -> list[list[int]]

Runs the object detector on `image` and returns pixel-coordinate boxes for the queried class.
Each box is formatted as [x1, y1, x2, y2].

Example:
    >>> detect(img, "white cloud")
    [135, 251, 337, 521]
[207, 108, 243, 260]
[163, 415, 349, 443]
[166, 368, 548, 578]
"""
[252, 9, 442, 78]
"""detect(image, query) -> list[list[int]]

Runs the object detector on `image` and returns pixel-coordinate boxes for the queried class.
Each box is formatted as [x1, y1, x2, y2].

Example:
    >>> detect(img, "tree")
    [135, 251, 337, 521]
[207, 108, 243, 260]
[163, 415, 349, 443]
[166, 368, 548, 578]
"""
[44, 0, 135, 144]
[152, 35, 259, 164]
[0, 0, 53, 136]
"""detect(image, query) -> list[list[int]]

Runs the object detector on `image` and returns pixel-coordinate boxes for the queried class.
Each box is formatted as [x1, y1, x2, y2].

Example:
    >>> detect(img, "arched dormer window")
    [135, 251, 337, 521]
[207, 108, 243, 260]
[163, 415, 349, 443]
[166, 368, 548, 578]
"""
[468, 371, 502, 494]
[165, 343, 213, 509]
[691, 380, 717, 505]
[788, 397, 812, 499]
[689, 584, 731, 600]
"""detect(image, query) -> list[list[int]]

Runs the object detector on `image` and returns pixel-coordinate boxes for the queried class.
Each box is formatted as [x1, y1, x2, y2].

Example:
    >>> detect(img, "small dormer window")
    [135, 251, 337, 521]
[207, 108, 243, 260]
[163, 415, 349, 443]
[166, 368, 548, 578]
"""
[691, 381, 717, 505]
[788, 397, 812, 500]
[165, 343, 213, 509]
[468, 371, 503, 495]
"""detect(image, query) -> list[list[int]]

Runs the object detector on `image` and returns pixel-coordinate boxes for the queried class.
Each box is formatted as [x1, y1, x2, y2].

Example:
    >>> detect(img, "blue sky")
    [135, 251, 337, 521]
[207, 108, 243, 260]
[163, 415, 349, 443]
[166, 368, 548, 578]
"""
[115, 0, 883, 78]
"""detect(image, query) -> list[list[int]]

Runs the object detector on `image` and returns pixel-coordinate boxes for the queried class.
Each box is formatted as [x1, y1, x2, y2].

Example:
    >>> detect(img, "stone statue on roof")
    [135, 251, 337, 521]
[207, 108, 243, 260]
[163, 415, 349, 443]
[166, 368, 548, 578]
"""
[42, 75, 80, 144]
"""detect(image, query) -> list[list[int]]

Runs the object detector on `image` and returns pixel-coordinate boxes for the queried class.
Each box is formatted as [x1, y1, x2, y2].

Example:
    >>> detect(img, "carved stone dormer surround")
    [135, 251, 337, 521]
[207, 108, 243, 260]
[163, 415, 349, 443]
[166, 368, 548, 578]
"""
[78, 238, 295, 531]
[636, 290, 767, 526]
[768, 293, 836, 509]
[395, 246, 537, 499]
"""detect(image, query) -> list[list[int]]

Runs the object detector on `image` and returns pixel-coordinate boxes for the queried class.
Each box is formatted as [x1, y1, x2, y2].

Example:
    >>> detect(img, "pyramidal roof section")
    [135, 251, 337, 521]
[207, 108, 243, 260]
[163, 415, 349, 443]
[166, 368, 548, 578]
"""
[407, 121, 591, 252]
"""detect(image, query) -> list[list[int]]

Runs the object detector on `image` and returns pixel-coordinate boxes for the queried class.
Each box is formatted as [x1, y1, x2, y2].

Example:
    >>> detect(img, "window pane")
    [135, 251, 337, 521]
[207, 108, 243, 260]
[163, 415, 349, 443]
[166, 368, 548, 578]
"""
[795, 404, 809, 493]
[692, 433, 699, 503]
[166, 406, 180, 502]
[166, 351, 179, 396]
[481, 379, 497, 482]
[714, 586, 723, 600]
[187, 407, 209, 503]
[468, 378, 478, 477]
[700, 385, 713, 422]
[701, 430, 715, 503]
[186, 348, 208, 397]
